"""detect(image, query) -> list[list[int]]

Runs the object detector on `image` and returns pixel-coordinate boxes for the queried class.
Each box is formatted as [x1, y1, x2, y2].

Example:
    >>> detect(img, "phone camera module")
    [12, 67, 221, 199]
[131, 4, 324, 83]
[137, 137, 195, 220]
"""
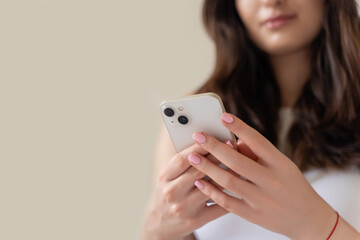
[164, 107, 175, 117]
[178, 115, 189, 125]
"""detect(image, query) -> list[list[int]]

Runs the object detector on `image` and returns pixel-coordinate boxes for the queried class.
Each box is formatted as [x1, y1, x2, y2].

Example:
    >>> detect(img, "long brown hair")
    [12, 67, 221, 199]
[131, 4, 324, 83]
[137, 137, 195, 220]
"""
[197, 0, 360, 171]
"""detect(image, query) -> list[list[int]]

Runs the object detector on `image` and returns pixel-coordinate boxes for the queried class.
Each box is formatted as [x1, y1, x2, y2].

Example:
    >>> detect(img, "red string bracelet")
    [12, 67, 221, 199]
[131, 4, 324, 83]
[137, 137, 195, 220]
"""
[326, 211, 340, 240]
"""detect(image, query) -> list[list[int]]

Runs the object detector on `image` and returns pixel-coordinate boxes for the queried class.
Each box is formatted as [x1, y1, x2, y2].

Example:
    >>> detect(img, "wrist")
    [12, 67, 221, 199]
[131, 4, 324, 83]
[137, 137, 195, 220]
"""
[291, 203, 336, 240]
[328, 215, 360, 240]
[140, 224, 184, 240]
[325, 211, 339, 239]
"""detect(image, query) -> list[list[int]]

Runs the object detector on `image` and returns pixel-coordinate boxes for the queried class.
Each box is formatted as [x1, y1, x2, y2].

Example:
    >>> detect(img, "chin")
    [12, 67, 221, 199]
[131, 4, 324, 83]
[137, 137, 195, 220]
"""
[253, 31, 318, 56]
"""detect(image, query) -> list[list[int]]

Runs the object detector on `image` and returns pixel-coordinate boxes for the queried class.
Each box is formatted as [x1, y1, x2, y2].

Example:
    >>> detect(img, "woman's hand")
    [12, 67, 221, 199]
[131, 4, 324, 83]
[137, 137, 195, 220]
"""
[188, 112, 338, 240]
[141, 144, 229, 240]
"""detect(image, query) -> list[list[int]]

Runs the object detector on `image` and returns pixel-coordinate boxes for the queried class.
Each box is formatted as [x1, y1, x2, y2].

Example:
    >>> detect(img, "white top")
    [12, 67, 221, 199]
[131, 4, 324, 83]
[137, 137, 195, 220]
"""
[194, 108, 360, 239]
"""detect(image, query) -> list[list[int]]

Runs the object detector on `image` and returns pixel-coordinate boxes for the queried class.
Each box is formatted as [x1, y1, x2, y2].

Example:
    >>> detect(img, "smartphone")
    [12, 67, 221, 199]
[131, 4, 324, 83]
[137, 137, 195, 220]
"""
[159, 92, 236, 152]
[160, 93, 241, 202]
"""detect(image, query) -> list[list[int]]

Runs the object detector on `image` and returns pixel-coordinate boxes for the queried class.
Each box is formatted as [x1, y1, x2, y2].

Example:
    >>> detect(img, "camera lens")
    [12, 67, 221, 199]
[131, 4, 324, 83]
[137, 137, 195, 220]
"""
[178, 115, 189, 125]
[164, 108, 175, 117]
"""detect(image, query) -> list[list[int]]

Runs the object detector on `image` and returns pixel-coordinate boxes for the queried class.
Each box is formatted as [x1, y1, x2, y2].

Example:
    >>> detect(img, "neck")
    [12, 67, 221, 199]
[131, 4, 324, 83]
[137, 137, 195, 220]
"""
[269, 48, 312, 108]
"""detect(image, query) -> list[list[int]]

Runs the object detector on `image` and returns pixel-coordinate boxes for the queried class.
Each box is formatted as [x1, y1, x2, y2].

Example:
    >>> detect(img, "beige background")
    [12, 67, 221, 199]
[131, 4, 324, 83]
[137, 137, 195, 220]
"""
[0, 0, 213, 240]
[1, 1, 359, 240]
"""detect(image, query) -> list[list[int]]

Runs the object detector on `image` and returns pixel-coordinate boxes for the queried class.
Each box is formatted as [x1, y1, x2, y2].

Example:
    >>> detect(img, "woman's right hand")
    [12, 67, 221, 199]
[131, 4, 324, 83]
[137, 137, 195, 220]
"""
[141, 143, 229, 240]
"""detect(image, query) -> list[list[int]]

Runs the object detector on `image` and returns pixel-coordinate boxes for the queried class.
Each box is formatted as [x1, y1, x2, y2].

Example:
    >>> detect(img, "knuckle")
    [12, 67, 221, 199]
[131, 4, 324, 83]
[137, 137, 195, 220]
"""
[218, 195, 231, 210]
[193, 169, 206, 179]
[162, 186, 176, 203]
[204, 136, 217, 150]
[170, 203, 186, 218]
[233, 121, 244, 132]
[222, 174, 234, 189]
[158, 169, 167, 183]
[185, 218, 199, 229]
[269, 177, 282, 191]
[174, 153, 188, 169]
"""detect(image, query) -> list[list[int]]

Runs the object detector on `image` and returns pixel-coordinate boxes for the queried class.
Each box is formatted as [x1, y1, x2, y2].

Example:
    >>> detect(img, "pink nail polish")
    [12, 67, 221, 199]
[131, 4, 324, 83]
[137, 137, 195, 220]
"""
[194, 180, 205, 190]
[188, 154, 201, 165]
[222, 113, 234, 124]
[193, 132, 206, 144]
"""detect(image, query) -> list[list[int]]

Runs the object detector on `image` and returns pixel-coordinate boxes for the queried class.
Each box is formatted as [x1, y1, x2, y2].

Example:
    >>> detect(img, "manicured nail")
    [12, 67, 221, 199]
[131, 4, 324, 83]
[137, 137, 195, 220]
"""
[226, 140, 233, 148]
[193, 132, 206, 144]
[194, 180, 205, 190]
[188, 153, 201, 165]
[222, 112, 234, 124]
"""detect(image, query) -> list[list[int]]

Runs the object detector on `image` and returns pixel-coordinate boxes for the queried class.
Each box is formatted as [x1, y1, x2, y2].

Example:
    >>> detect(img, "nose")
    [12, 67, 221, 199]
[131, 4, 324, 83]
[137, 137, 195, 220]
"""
[260, 0, 286, 7]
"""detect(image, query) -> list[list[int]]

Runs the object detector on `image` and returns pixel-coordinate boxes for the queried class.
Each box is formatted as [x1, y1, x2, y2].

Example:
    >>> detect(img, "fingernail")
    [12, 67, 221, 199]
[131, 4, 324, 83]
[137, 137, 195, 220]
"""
[193, 132, 206, 144]
[194, 180, 205, 190]
[188, 153, 201, 165]
[222, 112, 234, 124]
[226, 140, 233, 148]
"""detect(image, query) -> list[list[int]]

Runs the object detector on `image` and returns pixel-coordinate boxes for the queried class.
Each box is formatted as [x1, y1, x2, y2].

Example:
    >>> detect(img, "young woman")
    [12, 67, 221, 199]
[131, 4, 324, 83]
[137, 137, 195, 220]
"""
[141, 0, 360, 239]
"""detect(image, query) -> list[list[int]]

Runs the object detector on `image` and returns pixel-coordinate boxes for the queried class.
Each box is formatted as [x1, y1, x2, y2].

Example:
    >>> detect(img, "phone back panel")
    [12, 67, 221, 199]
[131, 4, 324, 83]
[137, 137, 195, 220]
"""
[160, 93, 235, 152]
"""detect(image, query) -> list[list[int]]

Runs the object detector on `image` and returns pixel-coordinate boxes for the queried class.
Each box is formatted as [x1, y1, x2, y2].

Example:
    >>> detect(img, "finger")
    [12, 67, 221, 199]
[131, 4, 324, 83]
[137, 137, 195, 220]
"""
[207, 179, 224, 190]
[194, 179, 251, 220]
[168, 188, 211, 218]
[188, 153, 258, 200]
[193, 204, 229, 229]
[171, 167, 207, 197]
[162, 144, 209, 181]
[202, 140, 238, 184]
[201, 140, 233, 182]
[225, 140, 238, 150]
[171, 148, 229, 198]
[207, 153, 221, 165]
[237, 140, 259, 162]
[207, 139, 236, 165]
[172, 162, 237, 199]
[192, 132, 269, 184]
[212, 141, 248, 181]
[187, 187, 211, 204]
[207, 179, 248, 199]
[221, 112, 281, 164]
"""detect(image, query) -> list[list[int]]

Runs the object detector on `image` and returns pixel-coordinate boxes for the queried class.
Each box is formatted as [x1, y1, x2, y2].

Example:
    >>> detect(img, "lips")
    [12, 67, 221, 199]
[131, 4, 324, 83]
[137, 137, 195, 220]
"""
[262, 14, 296, 29]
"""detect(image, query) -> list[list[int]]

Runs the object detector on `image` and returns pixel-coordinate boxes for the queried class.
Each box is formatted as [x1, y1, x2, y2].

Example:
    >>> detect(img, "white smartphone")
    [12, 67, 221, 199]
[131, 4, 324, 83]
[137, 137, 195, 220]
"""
[159, 92, 236, 152]
[160, 93, 241, 202]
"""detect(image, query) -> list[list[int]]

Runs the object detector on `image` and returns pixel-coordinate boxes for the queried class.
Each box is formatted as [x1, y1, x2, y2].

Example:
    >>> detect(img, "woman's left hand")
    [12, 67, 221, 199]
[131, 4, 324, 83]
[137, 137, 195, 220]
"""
[189, 112, 338, 240]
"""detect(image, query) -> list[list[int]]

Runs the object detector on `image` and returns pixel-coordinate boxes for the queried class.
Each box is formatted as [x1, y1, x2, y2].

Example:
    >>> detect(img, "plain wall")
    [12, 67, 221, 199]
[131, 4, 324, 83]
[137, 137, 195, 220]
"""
[0, 0, 212, 240]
